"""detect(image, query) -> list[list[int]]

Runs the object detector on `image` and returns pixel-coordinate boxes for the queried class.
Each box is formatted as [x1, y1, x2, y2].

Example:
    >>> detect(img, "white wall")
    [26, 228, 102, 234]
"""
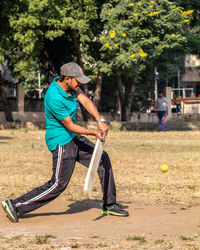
[184, 103, 200, 113]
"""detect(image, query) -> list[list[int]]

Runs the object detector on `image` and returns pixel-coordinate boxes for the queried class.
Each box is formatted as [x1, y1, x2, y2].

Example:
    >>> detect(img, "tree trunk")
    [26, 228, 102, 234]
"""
[70, 29, 89, 121]
[93, 71, 103, 108]
[116, 69, 137, 121]
[116, 69, 126, 121]
[0, 74, 13, 122]
[125, 76, 137, 120]
[116, 90, 121, 121]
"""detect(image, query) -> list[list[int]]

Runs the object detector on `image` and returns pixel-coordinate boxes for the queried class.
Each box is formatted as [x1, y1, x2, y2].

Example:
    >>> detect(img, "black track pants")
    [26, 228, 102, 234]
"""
[12, 135, 116, 215]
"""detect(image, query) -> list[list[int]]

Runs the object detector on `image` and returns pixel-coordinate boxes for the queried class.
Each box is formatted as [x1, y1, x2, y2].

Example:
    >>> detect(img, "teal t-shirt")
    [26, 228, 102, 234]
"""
[44, 77, 77, 151]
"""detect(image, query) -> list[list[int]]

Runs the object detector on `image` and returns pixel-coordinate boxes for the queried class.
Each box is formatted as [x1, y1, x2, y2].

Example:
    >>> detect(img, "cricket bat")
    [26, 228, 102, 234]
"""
[84, 133, 103, 199]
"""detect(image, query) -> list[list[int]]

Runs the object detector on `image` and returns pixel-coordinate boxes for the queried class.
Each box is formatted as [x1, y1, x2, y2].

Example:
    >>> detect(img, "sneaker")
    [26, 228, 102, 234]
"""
[102, 202, 129, 217]
[1, 200, 19, 223]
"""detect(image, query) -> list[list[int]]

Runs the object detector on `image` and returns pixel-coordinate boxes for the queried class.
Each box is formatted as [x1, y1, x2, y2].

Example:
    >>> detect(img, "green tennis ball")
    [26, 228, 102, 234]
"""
[160, 164, 168, 172]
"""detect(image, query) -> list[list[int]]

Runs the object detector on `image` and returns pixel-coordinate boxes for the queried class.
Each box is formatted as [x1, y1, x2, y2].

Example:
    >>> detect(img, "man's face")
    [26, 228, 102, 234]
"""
[65, 77, 80, 91]
[70, 77, 80, 91]
[158, 93, 163, 98]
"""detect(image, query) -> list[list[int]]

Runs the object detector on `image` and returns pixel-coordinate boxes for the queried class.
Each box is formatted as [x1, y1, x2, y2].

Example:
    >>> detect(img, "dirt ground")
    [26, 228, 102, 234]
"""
[1, 130, 200, 249]
[1, 198, 200, 249]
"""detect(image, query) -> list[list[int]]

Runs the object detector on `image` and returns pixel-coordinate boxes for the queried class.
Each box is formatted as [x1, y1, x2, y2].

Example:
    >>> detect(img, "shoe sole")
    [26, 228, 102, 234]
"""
[102, 210, 129, 217]
[1, 201, 18, 223]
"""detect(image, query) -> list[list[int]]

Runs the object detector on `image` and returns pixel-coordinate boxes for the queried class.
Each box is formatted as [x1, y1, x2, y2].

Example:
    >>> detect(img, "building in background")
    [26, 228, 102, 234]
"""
[181, 55, 200, 96]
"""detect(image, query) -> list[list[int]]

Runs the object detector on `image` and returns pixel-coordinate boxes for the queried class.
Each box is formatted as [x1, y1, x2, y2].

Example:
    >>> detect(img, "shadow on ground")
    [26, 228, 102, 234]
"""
[22, 199, 102, 219]
[21, 200, 129, 221]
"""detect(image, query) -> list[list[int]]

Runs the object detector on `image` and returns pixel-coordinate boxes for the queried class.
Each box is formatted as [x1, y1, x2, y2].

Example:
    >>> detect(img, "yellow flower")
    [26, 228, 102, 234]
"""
[129, 3, 134, 7]
[130, 54, 135, 58]
[100, 36, 105, 41]
[133, 13, 138, 17]
[177, 34, 181, 37]
[171, 5, 176, 9]
[144, 11, 148, 14]
[183, 19, 190, 23]
[188, 10, 194, 15]
[182, 10, 194, 16]
[149, 11, 158, 16]
[114, 44, 119, 47]
[138, 2, 142, 6]
[122, 33, 126, 37]
[109, 30, 116, 39]
[105, 43, 112, 50]
[171, 34, 176, 37]
[149, 5, 153, 8]
[186, 10, 194, 16]
[108, 13, 111, 16]
[139, 49, 148, 58]
[151, 1, 155, 4]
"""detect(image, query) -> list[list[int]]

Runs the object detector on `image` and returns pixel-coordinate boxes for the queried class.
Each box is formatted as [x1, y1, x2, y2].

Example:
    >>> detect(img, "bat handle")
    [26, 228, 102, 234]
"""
[100, 132, 104, 142]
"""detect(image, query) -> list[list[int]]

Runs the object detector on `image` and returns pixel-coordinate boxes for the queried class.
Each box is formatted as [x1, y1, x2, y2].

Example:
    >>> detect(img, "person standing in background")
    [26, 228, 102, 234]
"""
[155, 91, 168, 131]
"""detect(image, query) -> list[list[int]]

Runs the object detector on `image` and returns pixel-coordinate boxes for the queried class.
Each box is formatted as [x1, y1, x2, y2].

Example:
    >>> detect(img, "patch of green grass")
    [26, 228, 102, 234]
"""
[180, 207, 187, 210]
[180, 235, 194, 241]
[34, 234, 56, 245]
[97, 243, 108, 248]
[68, 196, 76, 201]
[154, 239, 165, 245]
[70, 242, 80, 248]
[84, 243, 94, 248]
[10, 235, 23, 240]
[187, 185, 195, 190]
[126, 235, 146, 244]
[185, 243, 197, 248]
[5, 235, 23, 243]
[123, 127, 127, 132]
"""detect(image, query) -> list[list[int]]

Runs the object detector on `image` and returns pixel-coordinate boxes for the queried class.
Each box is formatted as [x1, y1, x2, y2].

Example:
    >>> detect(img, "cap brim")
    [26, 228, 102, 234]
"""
[75, 75, 91, 84]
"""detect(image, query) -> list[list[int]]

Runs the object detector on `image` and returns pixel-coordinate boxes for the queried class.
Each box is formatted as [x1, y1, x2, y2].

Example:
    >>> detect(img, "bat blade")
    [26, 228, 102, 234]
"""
[84, 139, 103, 199]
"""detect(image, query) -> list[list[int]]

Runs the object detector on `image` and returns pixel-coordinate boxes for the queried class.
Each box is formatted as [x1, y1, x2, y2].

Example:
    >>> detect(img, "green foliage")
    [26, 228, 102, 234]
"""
[0, 0, 98, 82]
[0, 0, 199, 113]
[177, 0, 200, 54]
[100, 0, 191, 74]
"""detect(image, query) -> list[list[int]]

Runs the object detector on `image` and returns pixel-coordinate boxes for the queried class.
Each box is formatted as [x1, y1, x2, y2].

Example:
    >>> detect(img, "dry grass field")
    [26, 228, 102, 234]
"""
[1, 129, 200, 249]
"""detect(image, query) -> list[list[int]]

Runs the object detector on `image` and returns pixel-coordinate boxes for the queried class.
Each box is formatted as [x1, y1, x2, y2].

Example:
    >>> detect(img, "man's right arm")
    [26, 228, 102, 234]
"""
[61, 116, 103, 141]
[47, 97, 102, 141]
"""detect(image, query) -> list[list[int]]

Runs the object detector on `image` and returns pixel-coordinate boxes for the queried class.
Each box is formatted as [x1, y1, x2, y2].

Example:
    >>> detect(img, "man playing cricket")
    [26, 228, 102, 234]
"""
[1, 62, 128, 222]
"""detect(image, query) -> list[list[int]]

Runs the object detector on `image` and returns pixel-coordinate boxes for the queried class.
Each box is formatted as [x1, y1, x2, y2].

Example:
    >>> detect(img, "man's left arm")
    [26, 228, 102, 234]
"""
[76, 88, 108, 139]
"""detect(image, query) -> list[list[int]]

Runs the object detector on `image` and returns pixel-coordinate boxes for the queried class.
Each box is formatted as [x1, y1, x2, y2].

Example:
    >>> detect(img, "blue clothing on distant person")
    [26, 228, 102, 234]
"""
[157, 111, 166, 131]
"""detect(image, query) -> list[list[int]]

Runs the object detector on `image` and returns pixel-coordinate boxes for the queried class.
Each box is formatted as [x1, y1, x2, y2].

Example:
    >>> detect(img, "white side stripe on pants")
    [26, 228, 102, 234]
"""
[16, 145, 63, 207]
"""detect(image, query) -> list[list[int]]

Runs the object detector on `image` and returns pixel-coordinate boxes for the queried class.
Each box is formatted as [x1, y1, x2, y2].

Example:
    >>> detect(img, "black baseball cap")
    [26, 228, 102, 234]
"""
[60, 62, 91, 84]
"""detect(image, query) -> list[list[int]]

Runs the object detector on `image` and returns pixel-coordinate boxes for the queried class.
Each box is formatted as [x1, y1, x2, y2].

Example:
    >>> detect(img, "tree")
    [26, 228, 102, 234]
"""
[5, 0, 104, 120]
[0, 0, 20, 121]
[100, 0, 192, 120]
[177, 0, 200, 55]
